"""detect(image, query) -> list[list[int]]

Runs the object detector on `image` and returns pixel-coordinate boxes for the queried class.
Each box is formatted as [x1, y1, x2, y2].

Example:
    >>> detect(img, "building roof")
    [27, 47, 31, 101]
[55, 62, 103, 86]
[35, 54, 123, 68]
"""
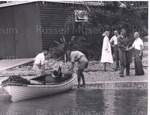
[0, 1, 34, 8]
[0, 1, 147, 9]
[55, 1, 105, 6]
[0, 1, 105, 8]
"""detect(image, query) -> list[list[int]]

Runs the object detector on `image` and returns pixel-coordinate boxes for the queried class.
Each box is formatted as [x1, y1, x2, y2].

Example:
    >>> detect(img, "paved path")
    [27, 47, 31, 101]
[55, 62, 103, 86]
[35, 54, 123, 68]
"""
[0, 58, 33, 72]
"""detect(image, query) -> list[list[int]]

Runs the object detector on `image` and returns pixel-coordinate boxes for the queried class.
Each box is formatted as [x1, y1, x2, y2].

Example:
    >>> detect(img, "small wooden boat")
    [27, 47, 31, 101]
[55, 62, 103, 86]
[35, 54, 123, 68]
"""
[2, 74, 76, 102]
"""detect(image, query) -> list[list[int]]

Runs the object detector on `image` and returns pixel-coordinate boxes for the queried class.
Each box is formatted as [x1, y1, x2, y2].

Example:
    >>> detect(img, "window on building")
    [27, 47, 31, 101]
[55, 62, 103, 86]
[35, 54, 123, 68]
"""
[75, 10, 88, 22]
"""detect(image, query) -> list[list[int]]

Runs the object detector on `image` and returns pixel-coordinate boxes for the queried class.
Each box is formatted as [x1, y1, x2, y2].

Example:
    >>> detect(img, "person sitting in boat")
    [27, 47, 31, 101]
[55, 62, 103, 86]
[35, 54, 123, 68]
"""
[52, 66, 62, 82]
[45, 65, 72, 83]
[67, 50, 88, 88]
[33, 49, 49, 76]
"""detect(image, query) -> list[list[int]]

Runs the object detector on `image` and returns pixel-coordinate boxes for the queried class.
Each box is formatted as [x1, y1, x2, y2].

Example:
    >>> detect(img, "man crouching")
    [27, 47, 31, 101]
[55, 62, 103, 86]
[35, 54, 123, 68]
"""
[67, 50, 88, 88]
[33, 49, 49, 76]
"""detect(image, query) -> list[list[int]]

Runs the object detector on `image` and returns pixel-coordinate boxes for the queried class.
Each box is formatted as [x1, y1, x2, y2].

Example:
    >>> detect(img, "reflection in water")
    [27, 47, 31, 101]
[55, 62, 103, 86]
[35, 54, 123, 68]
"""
[103, 89, 115, 115]
[75, 89, 105, 115]
[0, 89, 147, 115]
[114, 89, 148, 115]
[5, 90, 76, 115]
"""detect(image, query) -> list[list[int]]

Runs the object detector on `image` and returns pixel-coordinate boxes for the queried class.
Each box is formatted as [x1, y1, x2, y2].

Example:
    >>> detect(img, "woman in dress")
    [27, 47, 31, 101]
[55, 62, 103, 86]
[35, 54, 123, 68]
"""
[127, 32, 144, 75]
[101, 31, 113, 71]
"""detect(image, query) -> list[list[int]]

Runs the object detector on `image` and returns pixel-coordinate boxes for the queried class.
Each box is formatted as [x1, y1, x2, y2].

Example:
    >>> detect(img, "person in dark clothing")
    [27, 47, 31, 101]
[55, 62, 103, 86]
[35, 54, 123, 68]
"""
[118, 29, 132, 77]
[52, 66, 62, 82]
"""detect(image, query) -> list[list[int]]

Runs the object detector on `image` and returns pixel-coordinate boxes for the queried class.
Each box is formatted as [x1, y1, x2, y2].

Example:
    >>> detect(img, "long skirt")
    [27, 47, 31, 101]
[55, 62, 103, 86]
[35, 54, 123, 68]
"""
[134, 49, 144, 75]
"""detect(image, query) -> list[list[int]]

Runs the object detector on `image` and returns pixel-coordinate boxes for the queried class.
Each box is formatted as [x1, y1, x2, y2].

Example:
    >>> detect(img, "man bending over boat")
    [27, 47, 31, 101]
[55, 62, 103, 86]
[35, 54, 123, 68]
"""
[67, 50, 88, 88]
[33, 49, 49, 76]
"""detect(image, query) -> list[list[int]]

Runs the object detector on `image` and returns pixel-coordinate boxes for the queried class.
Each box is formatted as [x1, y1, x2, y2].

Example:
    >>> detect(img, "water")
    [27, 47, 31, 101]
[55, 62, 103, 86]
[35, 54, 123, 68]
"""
[0, 89, 147, 115]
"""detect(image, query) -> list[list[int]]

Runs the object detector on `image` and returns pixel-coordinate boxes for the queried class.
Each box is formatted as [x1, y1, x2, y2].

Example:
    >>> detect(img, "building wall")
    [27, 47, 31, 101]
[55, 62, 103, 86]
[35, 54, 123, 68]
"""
[0, 2, 42, 59]
[0, 2, 103, 58]
[0, 6, 16, 59]
[13, 3, 43, 58]
[39, 2, 88, 49]
[39, 2, 71, 49]
[39, 2, 103, 52]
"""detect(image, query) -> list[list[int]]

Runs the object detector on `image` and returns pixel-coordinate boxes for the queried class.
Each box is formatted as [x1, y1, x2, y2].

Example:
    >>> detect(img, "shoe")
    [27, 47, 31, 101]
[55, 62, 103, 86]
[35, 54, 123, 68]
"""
[77, 84, 80, 88]
[82, 83, 85, 88]
[126, 73, 130, 76]
[120, 74, 124, 77]
[81, 84, 86, 88]
[104, 69, 107, 72]
[114, 68, 118, 71]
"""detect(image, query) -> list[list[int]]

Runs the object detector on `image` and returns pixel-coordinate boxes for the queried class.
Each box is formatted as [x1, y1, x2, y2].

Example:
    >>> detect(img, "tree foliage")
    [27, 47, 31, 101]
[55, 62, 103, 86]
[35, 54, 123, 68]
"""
[49, 2, 148, 60]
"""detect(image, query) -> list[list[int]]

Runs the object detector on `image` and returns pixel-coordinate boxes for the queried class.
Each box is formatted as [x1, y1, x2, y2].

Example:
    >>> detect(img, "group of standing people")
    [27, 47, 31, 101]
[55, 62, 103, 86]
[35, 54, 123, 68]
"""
[33, 28, 145, 88]
[101, 29, 144, 77]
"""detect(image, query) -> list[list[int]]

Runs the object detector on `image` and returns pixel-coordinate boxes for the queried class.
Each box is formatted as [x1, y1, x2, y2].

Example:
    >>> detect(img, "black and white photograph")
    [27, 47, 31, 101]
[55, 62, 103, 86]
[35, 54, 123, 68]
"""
[0, 1, 148, 115]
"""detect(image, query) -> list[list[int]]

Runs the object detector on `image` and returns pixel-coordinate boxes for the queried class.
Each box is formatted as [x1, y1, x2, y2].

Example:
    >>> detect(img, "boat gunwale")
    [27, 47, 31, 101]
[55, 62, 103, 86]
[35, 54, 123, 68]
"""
[28, 75, 75, 88]
[2, 75, 76, 88]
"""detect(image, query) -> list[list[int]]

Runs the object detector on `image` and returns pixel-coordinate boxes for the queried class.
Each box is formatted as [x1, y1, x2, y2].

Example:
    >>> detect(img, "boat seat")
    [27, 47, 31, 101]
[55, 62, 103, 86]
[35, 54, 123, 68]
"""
[30, 80, 43, 85]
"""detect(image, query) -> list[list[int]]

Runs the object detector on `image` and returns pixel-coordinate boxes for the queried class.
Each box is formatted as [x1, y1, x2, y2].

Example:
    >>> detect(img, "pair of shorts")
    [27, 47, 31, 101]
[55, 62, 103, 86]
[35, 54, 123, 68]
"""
[78, 61, 88, 69]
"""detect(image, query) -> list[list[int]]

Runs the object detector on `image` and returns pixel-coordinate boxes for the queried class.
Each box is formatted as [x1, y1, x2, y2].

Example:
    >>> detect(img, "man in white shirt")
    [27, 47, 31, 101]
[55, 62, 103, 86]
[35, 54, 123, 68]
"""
[33, 49, 49, 76]
[110, 30, 119, 71]
[128, 32, 144, 60]
[132, 33, 144, 58]
[127, 32, 144, 75]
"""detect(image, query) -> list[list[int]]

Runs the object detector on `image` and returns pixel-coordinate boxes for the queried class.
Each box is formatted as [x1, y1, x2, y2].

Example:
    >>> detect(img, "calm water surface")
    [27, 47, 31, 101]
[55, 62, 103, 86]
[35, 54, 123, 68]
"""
[0, 89, 147, 115]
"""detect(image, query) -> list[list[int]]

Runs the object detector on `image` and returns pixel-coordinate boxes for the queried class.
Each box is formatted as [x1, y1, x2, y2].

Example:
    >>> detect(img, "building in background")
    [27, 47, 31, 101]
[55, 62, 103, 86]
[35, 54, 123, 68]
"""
[0, 1, 105, 58]
[0, 1, 147, 59]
